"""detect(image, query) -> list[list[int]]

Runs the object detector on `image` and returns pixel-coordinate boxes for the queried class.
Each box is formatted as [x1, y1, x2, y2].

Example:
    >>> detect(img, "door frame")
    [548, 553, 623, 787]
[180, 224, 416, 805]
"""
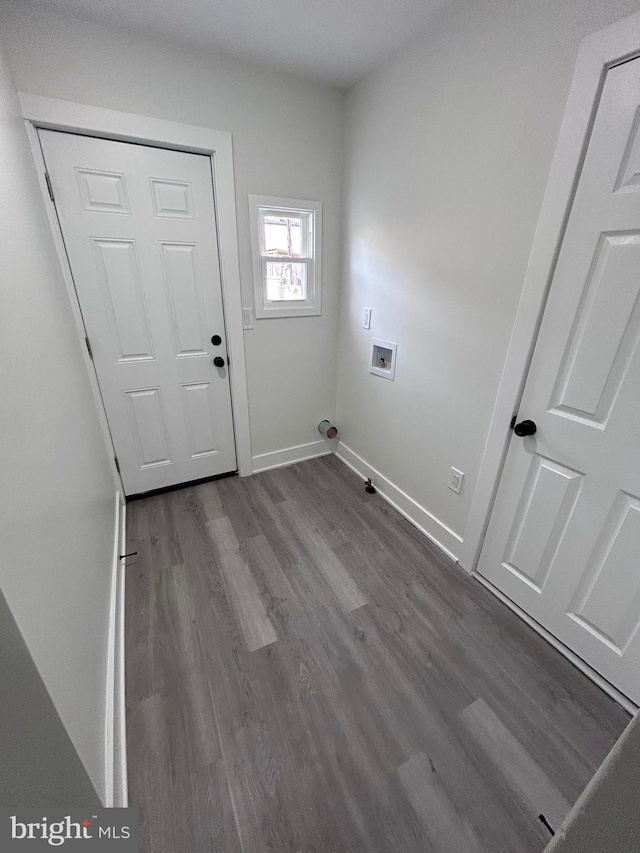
[459, 9, 640, 573]
[20, 93, 253, 488]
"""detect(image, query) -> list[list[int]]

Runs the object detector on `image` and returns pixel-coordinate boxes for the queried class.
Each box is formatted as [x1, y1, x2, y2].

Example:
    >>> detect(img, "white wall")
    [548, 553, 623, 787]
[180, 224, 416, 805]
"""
[0, 587, 100, 806]
[337, 0, 639, 559]
[2, 1, 344, 464]
[0, 41, 116, 801]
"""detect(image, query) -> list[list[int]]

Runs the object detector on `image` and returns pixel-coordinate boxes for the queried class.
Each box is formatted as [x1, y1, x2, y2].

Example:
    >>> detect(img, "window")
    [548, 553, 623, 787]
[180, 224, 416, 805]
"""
[249, 195, 322, 318]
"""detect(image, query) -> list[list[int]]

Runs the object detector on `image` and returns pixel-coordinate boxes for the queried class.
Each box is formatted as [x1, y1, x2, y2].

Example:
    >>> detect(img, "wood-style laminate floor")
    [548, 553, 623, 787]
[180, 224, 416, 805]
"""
[125, 455, 629, 853]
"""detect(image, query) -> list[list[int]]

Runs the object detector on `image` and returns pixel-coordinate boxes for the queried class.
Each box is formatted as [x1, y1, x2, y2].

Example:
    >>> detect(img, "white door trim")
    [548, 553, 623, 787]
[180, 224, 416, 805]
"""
[19, 93, 253, 480]
[459, 10, 640, 572]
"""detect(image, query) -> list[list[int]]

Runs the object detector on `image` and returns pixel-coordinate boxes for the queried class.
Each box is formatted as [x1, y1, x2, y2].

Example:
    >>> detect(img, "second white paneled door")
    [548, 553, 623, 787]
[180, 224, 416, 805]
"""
[477, 58, 640, 705]
[40, 130, 237, 495]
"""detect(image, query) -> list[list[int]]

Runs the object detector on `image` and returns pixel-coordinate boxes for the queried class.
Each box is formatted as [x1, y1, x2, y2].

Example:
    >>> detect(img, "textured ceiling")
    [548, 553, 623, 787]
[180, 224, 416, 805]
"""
[41, 0, 451, 88]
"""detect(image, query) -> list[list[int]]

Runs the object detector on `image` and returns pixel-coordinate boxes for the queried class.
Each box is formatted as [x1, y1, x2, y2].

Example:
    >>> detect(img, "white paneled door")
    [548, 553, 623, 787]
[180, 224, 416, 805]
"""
[477, 58, 640, 705]
[40, 131, 237, 495]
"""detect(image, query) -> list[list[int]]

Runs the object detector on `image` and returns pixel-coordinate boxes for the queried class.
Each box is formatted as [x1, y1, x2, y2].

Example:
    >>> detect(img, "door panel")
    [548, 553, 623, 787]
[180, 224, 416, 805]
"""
[125, 387, 173, 469]
[615, 105, 640, 192]
[478, 58, 640, 704]
[180, 382, 220, 458]
[569, 491, 640, 653]
[550, 232, 640, 425]
[77, 168, 130, 213]
[40, 131, 237, 495]
[160, 242, 209, 356]
[150, 177, 194, 218]
[92, 238, 154, 361]
[503, 455, 583, 592]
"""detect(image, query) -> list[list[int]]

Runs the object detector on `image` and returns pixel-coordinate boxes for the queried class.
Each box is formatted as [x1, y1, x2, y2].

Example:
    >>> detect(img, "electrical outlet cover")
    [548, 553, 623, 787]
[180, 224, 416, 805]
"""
[448, 467, 464, 494]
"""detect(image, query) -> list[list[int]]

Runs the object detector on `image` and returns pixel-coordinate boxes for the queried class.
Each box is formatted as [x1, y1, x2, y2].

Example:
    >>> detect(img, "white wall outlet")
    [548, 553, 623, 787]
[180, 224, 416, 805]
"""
[362, 307, 371, 329]
[448, 467, 464, 494]
[242, 308, 254, 329]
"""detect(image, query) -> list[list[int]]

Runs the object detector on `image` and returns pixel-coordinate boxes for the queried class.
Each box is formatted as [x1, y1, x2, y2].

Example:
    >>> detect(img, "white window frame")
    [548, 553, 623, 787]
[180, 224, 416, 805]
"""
[249, 195, 322, 318]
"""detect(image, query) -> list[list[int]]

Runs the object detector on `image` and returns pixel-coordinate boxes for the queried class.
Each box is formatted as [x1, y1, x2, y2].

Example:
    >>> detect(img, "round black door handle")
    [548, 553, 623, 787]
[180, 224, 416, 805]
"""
[211, 335, 222, 346]
[514, 419, 537, 437]
[213, 356, 225, 368]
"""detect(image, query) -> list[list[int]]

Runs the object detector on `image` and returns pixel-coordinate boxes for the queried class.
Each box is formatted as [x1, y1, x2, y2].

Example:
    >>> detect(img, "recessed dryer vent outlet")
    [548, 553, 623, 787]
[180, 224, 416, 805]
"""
[369, 338, 397, 380]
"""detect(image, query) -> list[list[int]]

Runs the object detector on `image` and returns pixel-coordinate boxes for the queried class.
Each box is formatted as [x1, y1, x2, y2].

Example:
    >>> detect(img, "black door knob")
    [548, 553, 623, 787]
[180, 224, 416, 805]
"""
[514, 419, 537, 437]
[211, 335, 222, 346]
[213, 356, 225, 368]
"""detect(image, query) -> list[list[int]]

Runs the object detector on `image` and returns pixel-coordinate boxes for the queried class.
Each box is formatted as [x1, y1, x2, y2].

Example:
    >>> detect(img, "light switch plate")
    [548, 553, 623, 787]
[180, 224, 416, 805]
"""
[448, 467, 464, 494]
[362, 307, 371, 330]
[242, 308, 254, 329]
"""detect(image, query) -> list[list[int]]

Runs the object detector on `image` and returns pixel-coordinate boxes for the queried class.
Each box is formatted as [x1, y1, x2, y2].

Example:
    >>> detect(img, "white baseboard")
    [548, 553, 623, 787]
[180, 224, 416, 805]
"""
[335, 442, 463, 562]
[474, 573, 637, 715]
[252, 440, 332, 474]
[104, 492, 128, 807]
[115, 498, 128, 807]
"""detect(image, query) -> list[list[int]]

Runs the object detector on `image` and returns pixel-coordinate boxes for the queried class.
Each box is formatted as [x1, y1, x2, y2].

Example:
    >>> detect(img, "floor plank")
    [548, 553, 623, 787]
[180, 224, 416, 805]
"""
[461, 698, 571, 829]
[207, 516, 278, 652]
[125, 455, 630, 853]
[279, 500, 367, 612]
[398, 752, 486, 853]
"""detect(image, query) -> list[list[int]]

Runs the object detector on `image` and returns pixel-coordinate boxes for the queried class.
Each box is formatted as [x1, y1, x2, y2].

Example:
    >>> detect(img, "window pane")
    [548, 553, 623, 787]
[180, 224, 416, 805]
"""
[265, 262, 307, 301]
[263, 215, 303, 257]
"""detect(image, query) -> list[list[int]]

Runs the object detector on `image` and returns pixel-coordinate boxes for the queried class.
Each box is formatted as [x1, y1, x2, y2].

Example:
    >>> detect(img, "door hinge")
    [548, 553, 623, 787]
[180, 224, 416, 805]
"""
[510, 415, 517, 430]
[114, 456, 121, 474]
[44, 172, 55, 203]
[85, 336, 93, 360]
